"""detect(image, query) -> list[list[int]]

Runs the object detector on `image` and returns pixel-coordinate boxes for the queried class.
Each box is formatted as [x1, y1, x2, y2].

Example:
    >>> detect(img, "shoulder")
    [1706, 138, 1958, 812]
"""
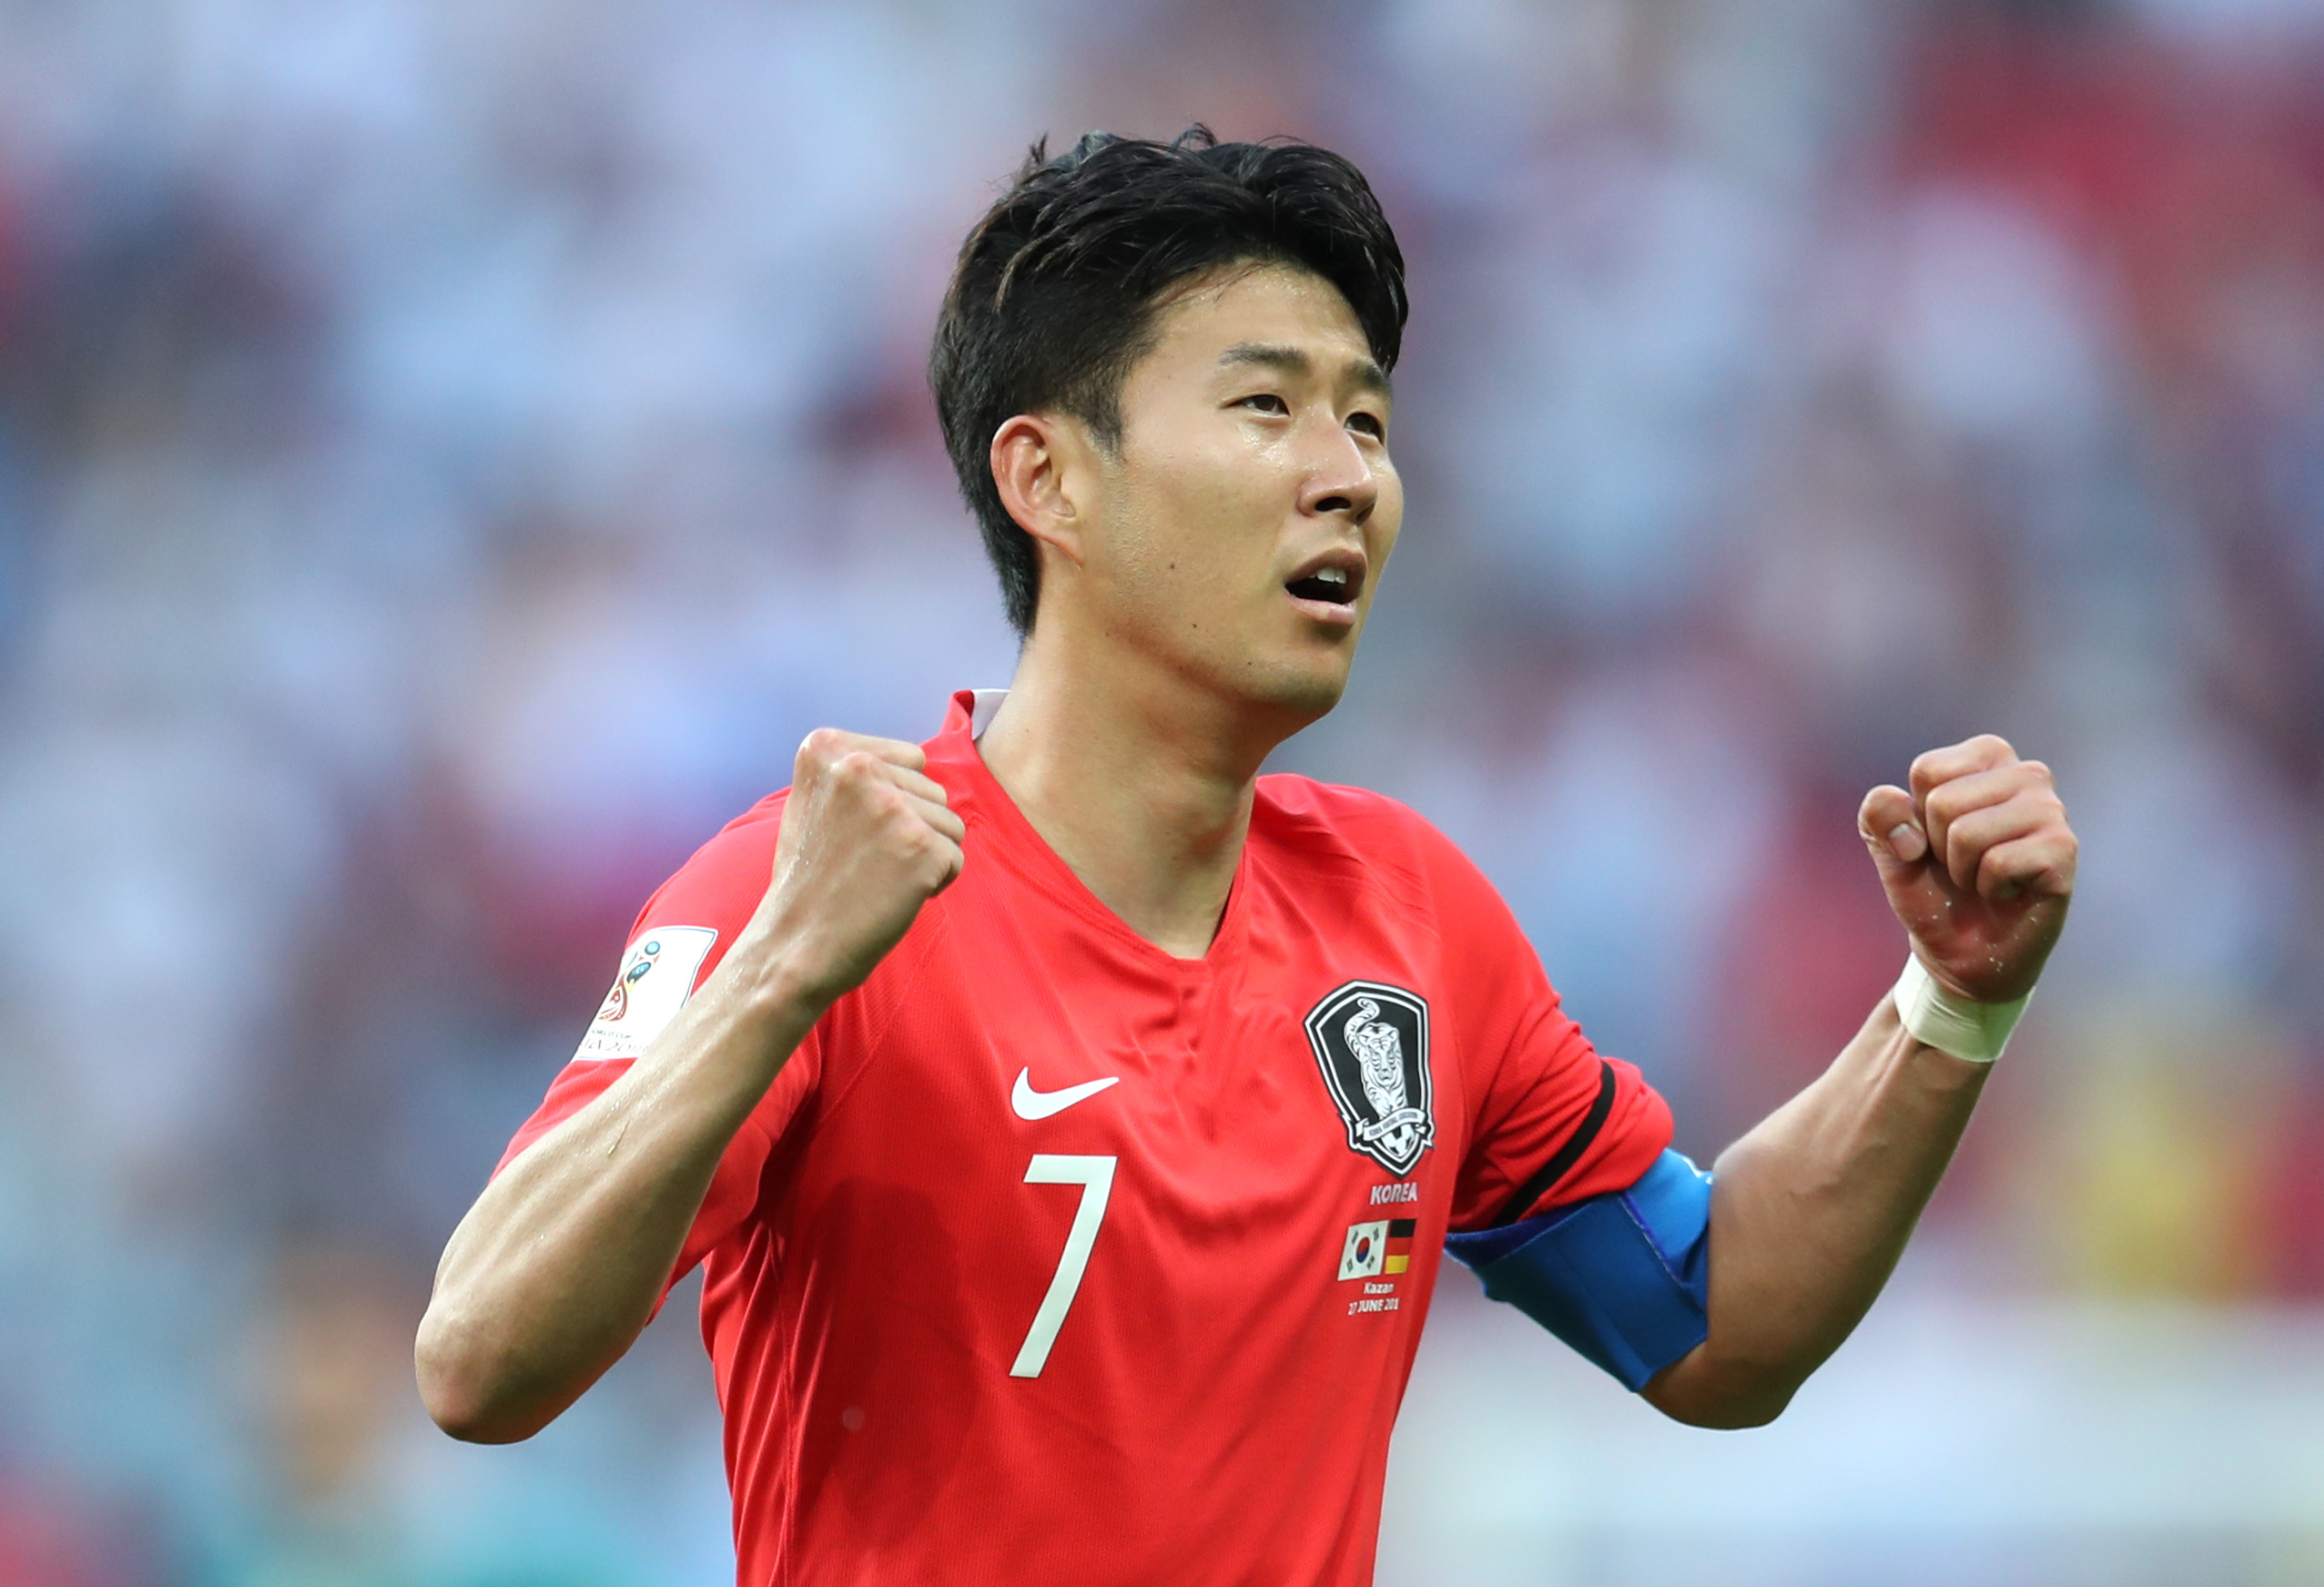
[1253, 772, 1516, 931]
[632, 786, 791, 933]
[1254, 773, 1469, 861]
[1252, 773, 1479, 900]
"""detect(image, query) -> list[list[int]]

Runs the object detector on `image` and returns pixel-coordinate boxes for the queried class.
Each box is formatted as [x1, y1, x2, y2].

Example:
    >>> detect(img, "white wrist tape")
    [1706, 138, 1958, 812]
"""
[1891, 954, 2030, 1064]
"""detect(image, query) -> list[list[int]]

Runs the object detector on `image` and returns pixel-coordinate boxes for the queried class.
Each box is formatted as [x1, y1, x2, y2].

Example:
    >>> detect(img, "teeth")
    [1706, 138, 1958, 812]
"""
[1316, 567, 1348, 585]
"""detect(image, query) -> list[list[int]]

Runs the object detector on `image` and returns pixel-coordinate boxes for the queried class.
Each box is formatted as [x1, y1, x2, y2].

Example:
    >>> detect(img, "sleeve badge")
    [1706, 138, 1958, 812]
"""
[574, 926, 718, 1063]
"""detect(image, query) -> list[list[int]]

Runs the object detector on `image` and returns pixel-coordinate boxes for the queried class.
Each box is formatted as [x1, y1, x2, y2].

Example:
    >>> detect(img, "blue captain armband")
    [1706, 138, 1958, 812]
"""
[1444, 1149, 1712, 1391]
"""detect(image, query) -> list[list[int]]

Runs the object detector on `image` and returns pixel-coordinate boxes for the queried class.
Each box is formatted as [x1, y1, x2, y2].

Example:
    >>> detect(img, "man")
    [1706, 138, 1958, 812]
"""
[417, 130, 2076, 1583]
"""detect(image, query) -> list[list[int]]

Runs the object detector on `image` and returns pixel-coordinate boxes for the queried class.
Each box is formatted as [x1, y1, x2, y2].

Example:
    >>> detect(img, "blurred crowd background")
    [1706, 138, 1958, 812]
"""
[3, 0, 2322, 1582]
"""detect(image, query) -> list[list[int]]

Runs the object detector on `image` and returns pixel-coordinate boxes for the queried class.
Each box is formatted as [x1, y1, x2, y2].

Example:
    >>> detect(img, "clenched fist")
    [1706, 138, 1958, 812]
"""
[748, 728, 966, 1010]
[1859, 735, 2076, 1005]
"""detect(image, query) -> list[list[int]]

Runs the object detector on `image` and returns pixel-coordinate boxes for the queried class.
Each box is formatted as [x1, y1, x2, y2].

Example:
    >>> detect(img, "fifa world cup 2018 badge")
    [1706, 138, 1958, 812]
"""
[1304, 981, 1434, 1176]
[597, 938, 664, 1024]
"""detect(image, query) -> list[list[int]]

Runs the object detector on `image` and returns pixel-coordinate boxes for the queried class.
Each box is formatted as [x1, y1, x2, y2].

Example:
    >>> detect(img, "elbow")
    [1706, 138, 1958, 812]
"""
[414, 1307, 543, 1445]
[1640, 1348, 1806, 1430]
[1654, 1380, 1799, 1430]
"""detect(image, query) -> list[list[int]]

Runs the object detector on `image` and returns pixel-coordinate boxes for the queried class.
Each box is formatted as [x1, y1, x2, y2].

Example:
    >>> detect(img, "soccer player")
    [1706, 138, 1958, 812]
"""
[416, 131, 2077, 1584]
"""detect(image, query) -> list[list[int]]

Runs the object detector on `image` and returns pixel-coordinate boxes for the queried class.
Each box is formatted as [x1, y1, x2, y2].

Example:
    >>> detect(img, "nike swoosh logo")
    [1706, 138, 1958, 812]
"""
[1011, 1068, 1120, 1121]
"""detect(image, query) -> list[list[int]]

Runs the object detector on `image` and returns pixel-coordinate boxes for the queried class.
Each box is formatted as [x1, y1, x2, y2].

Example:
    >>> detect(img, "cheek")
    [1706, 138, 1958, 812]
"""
[1368, 473, 1406, 568]
[1109, 446, 1282, 611]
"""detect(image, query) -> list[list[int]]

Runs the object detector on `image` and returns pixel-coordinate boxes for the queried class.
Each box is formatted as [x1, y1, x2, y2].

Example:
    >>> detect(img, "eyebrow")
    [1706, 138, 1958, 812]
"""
[1218, 341, 1393, 399]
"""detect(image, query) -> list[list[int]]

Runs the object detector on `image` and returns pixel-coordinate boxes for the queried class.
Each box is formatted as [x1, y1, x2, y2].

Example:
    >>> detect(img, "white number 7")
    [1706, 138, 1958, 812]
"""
[1010, 1154, 1116, 1378]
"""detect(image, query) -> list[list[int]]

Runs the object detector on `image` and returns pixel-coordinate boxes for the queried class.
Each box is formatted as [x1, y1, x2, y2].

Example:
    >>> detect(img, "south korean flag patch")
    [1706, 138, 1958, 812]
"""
[575, 927, 717, 1063]
[1305, 980, 1435, 1177]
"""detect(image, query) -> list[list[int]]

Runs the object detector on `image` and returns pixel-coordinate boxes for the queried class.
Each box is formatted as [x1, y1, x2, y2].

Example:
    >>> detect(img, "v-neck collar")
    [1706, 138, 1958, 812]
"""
[929, 689, 1253, 974]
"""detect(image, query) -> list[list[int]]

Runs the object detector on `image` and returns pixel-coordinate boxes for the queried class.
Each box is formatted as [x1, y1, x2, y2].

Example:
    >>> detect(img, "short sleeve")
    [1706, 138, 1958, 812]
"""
[491, 794, 817, 1296]
[1416, 826, 1674, 1235]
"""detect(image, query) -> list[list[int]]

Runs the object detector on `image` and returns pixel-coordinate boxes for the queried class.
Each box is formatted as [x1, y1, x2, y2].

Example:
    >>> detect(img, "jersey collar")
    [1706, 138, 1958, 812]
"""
[926, 688, 1253, 972]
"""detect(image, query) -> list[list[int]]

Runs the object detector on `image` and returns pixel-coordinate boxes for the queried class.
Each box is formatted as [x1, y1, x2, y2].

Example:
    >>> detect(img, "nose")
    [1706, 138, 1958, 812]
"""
[1297, 421, 1378, 526]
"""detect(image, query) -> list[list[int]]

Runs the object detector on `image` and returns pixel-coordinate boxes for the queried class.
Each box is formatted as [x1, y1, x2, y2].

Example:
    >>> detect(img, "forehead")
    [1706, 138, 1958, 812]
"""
[1137, 262, 1376, 379]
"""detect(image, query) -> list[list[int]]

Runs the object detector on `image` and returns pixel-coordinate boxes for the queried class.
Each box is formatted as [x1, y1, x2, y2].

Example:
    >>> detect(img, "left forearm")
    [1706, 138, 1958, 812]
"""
[1637, 734, 2069, 1427]
[1644, 995, 1989, 1427]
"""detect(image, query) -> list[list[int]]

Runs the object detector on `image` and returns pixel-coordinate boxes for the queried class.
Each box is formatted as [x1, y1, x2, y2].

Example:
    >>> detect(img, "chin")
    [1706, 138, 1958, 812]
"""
[1239, 657, 1351, 725]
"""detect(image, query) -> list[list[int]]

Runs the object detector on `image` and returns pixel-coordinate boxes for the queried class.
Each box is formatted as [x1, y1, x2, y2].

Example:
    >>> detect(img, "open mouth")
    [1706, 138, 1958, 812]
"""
[1285, 566, 1360, 606]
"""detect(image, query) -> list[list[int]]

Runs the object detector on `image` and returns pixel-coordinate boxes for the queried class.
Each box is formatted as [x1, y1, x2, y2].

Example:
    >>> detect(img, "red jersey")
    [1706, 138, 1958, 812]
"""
[500, 690, 1670, 1586]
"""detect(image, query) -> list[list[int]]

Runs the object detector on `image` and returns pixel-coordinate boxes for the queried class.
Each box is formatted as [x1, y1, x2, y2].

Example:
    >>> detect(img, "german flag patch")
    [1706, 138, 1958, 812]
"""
[1339, 1218, 1419, 1280]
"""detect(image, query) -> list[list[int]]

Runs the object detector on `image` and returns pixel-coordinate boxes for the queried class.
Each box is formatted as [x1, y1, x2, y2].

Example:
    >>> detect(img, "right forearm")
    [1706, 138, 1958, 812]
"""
[417, 727, 968, 1442]
[417, 941, 823, 1441]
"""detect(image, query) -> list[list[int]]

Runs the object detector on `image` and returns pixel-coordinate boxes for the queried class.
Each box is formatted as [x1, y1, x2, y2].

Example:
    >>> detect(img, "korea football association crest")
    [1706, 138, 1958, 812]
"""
[1304, 981, 1434, 1177]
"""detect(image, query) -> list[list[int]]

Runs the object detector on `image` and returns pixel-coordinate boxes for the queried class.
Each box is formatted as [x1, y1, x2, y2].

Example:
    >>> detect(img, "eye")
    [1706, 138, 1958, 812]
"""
[1347, 411, 1385, 440]
[1236, 392, 1290, 416]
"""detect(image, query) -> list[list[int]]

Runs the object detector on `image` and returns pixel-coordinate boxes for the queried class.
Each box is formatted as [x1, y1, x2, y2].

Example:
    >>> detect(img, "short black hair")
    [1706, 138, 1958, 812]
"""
[930, 127, 1408, 636]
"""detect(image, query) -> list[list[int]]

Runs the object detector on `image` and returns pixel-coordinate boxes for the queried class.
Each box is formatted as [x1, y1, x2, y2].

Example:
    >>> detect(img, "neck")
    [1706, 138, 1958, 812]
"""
[977, 626, 1294, 961]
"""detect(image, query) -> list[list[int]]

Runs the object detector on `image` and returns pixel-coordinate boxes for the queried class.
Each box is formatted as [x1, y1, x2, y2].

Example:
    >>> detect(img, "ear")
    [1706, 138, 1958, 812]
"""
[989, 413, 1095, 570]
